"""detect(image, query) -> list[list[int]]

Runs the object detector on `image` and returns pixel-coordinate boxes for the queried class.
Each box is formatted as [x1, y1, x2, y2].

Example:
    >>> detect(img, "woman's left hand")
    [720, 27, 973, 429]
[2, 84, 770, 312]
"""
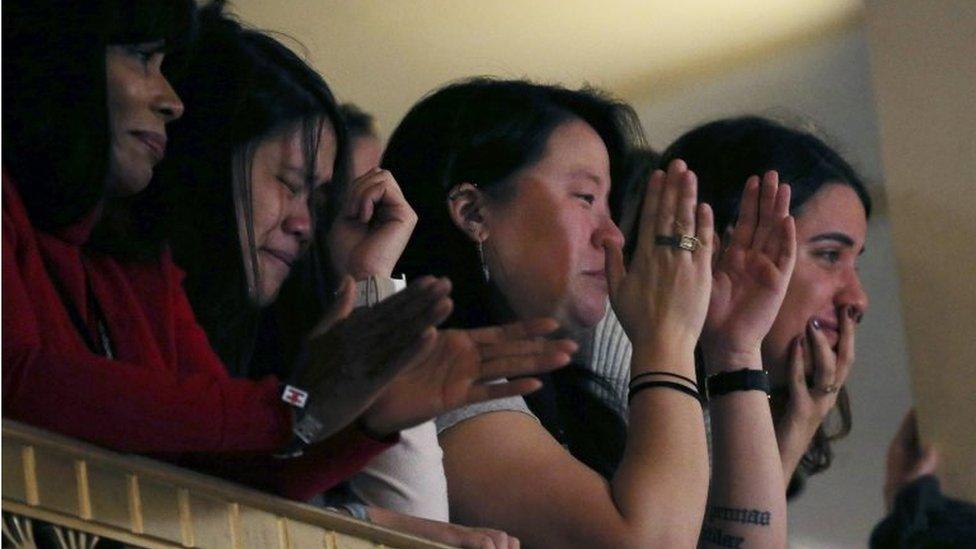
[776, 303, 858, 480]
[328, 168, 418, 279]
[701, 171, 796, 372]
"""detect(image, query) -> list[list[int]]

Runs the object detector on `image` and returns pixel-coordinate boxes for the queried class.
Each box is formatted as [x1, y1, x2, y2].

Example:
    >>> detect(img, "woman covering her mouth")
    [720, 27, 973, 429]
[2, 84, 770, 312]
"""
[596, 115, 871, 498]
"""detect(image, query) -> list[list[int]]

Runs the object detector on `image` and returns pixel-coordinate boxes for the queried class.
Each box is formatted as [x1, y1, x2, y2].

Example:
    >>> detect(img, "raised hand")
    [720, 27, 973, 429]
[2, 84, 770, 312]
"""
[776, 303, 858, 480]
[360, 318, 577, 436]
[701, 171, 796, 372]
[606, 159, 714, 365]
[297, 275, 453, 441]
[328, 168, 418, 279]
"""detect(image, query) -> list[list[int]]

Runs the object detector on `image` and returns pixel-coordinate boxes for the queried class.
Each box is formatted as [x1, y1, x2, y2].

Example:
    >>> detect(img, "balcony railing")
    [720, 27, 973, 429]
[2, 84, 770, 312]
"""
[2, 420, 449, 548]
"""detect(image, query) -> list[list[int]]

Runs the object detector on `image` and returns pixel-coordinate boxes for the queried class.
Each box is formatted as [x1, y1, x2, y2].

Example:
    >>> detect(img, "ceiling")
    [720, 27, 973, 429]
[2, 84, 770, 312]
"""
[230, 0, 863, 135]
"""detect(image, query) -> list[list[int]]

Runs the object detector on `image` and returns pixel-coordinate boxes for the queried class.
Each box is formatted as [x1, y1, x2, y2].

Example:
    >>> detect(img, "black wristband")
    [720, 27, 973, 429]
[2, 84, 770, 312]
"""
[628, 380, 705, 407]
[706, 368, 770, 398]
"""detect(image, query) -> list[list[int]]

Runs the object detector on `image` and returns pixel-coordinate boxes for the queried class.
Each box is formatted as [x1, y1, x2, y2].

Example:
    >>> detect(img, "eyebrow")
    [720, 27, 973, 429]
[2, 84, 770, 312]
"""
[568, 168, 606, 187]
[808, 232, 866, 254]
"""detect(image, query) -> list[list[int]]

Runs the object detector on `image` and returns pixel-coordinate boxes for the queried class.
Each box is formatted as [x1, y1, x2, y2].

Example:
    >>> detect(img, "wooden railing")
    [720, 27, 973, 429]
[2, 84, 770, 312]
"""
[1, 420, 449, 548]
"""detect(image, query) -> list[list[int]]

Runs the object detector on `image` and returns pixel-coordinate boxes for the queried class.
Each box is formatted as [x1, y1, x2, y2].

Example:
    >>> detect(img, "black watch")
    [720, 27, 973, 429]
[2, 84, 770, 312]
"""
[706, 368, 770, 398]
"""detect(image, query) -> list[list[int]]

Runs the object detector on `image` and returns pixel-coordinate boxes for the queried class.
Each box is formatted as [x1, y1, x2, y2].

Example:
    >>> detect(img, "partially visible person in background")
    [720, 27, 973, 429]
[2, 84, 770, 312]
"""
[340, 103, 384, 178]
[870, 409, 976, 548]
[331, 103, 453, 524]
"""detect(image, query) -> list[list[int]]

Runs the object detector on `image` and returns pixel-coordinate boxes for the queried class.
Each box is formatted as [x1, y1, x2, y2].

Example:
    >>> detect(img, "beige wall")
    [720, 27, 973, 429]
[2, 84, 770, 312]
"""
[865, 0, 976, 501]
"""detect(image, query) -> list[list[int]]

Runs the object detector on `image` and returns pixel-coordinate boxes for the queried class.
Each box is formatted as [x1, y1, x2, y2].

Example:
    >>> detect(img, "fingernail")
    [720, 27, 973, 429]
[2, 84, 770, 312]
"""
[810, 318, 821, 330]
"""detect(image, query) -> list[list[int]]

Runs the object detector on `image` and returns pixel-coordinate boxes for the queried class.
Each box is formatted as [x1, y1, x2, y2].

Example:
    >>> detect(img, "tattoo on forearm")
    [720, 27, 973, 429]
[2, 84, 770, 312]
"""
[706, 505, 771, 526]
[701, 525, 744, 548]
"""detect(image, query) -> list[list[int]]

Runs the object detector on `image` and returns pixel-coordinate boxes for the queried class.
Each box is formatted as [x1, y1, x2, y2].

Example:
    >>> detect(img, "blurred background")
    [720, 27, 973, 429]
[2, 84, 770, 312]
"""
[229, 1, 975, 546]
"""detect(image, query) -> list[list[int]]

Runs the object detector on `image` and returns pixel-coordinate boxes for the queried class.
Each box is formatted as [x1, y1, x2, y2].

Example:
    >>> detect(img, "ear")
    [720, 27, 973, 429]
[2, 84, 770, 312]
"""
[446, 182, 489, 242]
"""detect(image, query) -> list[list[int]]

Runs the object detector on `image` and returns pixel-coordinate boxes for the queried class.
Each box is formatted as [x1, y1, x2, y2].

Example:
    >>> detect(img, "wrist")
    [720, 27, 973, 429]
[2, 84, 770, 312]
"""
[701, 345, 762, 373]
[631, 345, 696, 377]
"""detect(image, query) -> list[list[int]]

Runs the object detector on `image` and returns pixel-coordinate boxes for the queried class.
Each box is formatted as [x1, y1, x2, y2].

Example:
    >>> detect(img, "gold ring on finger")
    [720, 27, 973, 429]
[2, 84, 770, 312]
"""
[654, 234, 701, 252]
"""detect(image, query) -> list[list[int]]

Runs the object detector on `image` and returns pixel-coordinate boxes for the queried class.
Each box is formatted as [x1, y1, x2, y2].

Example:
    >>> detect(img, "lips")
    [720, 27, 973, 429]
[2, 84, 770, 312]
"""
[131, 131, 167, 162]
[812, 317, 840, 347]
[261, 248, 296, 268]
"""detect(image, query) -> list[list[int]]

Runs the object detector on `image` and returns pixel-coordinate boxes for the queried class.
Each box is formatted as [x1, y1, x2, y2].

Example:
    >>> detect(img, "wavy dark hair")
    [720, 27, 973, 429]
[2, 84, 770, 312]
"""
[384, 77, 644, 477]
[153, 1, 350, 376]
[3, 0, 195, 231]
[657, 115, 871, 497]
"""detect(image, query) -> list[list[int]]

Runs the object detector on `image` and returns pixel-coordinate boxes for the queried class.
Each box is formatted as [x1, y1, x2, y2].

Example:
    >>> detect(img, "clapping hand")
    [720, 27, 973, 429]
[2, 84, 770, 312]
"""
[298, 275, 453, 441]
[328, 168, 417, 279]
[606, 159, 714, 363]
[361, 317, 577, 436]
[701, 171, 796, 372]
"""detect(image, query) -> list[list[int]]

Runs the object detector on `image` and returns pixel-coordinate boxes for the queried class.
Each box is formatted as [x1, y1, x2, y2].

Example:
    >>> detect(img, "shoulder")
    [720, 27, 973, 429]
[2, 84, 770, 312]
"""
[436, 395, 538, 435]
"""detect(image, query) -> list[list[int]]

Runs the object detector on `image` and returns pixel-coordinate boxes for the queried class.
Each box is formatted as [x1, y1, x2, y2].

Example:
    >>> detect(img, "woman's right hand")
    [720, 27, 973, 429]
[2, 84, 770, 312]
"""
[297, 275, 453, 441]
[359, 318, 577, 436]
[605, 159, 714, 365]
[327, 168, 418, 280]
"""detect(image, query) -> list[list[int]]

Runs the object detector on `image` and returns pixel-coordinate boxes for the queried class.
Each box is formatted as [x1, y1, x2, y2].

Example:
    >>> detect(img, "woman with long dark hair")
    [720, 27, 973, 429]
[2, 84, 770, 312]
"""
[382, 78, 790, 547]
[598, 115, 872, 498]
[154, 6, 573, 546]
[659, 116, 871, 496]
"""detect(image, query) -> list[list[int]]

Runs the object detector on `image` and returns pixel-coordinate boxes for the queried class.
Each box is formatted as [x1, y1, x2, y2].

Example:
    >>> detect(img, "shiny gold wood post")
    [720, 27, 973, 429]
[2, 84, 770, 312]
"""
[1, 420, 449, 548]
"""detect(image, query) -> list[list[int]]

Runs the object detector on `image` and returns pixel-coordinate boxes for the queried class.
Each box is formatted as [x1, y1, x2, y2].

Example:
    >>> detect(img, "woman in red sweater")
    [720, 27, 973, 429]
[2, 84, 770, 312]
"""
[2, 0, 572, 504]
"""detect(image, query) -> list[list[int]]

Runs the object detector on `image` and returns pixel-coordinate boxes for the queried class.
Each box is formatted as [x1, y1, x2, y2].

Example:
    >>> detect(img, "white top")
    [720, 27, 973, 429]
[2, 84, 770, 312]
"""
[347, 421, 450, 521]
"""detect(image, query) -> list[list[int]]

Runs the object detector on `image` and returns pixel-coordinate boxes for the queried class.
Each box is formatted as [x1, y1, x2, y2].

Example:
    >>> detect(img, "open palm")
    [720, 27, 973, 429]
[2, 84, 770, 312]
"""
[361, 318, 576, 435]
[702, 172, 796, 370]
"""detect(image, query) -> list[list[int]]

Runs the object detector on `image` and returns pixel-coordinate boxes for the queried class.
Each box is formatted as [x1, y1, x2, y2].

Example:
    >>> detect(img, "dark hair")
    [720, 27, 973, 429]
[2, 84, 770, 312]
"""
[610, 147, 660, 261]
[387, 77, 643, 328]
[156, 2, 350, 375]
[2, 0, 195, 231]
[339, 103, 378, 140]
[658, 115, 871, 496]
[384, 77, 643, 477]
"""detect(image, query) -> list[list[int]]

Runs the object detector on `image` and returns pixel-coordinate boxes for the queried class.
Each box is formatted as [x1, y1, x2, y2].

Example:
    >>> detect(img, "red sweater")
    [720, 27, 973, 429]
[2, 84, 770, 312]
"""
[1, 175, 394, 500]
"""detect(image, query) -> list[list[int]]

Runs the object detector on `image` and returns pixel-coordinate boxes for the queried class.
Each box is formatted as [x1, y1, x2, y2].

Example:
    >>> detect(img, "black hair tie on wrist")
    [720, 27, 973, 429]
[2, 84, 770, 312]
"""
[628, 380, 705, 408]
[629, 371, 700, 392]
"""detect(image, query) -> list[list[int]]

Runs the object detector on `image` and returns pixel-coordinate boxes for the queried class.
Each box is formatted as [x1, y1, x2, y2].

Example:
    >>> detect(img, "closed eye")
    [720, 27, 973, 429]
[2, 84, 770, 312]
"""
[277, 176, 303, 196]
[574, 193, 596, 206]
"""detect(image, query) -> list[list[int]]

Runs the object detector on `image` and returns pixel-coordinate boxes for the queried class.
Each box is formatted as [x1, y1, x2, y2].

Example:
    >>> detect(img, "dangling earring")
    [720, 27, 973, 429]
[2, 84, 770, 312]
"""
[477, 240, 490, 283]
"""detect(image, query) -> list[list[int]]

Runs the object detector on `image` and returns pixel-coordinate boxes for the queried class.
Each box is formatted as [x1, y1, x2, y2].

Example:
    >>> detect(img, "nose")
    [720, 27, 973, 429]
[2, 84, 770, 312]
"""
[282, 198, 313, 244]
[594, 214, 625, 251]
[836, 268, 869, 320]
[152, 73, 185, 122]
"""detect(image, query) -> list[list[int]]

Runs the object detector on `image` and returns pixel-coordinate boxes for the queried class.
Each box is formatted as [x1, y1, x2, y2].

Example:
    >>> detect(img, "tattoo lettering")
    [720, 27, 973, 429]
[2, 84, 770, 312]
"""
[707, 505, 771, 526]
[701, 525, 744, 548]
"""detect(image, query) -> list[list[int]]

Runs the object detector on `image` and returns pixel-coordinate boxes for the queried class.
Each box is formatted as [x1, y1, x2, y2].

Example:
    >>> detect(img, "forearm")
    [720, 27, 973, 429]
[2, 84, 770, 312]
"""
[610, 347, 710, 546]
[703, 391, 787, 548]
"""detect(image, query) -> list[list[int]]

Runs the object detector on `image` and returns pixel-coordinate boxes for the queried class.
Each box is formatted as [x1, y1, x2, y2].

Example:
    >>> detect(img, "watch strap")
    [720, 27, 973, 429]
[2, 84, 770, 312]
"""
[706, 368, 770, 398]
